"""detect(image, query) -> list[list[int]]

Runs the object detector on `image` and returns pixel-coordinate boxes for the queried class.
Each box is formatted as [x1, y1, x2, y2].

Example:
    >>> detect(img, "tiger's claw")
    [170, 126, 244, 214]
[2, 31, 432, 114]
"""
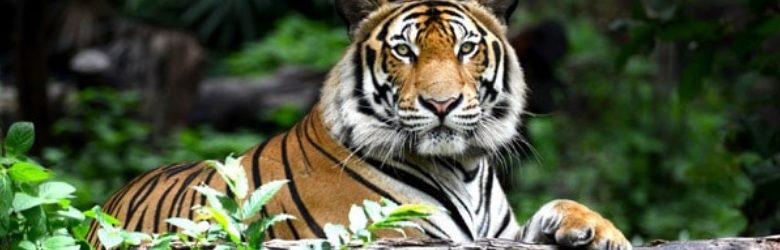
[521, 199, 632, 250]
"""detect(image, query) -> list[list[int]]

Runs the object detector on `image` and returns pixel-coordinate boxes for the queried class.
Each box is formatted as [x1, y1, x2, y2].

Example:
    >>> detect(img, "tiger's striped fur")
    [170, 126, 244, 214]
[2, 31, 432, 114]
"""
[88, 1, 631, 249]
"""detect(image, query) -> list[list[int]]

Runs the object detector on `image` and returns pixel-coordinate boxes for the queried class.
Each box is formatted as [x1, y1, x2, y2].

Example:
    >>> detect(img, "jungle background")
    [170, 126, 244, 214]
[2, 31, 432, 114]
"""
[0, 0, 777, 245]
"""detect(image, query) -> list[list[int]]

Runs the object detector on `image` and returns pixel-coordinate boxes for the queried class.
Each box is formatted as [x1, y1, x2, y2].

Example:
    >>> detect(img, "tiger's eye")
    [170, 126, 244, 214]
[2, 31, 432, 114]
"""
[394, 44, 411, 57]
[460, 42, 476, 54]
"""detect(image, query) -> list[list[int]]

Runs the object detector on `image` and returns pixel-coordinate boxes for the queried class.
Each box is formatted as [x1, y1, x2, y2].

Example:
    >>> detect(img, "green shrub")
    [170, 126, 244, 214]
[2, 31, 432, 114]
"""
[224, 15, 350, 76]
[43, 88, 262, 208]
[506, 2, 769, 241]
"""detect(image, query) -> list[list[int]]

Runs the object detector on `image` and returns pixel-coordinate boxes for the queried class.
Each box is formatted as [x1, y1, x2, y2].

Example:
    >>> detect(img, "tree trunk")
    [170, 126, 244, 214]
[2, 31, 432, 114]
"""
[13, 0, 51, 154]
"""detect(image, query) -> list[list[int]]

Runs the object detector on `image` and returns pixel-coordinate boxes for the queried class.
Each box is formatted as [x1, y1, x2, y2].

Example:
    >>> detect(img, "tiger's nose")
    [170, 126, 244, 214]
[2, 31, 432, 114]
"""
[420, 94, 463, 117]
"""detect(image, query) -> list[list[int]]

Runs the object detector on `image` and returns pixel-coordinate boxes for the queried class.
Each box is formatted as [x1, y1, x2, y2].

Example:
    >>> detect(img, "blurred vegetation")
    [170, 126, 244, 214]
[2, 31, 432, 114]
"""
[12, 0, 776, 245]
[507, 0, 779, 243]
[224, 15, 350, 76]
[42, 88, 262, 207]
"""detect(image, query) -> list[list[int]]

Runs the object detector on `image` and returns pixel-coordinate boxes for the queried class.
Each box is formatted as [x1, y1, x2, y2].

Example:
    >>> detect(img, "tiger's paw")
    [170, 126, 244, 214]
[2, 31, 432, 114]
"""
[520, 199, 631, 250]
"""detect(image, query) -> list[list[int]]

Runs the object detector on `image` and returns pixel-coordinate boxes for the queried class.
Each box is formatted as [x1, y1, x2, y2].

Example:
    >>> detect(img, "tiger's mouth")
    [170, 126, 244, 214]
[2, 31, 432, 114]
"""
[414, 126, 471, 156]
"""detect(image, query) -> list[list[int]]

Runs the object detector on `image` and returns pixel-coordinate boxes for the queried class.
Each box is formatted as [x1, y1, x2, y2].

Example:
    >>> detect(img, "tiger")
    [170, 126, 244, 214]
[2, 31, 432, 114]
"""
[87, 0, 631, 249]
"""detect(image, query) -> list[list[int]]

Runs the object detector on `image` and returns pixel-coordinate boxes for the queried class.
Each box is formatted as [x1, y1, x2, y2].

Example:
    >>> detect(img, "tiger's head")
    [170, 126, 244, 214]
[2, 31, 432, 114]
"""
[322, 0, 526, 159]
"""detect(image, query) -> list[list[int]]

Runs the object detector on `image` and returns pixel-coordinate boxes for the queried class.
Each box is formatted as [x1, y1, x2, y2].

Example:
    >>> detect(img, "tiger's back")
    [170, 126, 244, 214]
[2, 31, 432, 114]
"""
[87, 111, 400, 245]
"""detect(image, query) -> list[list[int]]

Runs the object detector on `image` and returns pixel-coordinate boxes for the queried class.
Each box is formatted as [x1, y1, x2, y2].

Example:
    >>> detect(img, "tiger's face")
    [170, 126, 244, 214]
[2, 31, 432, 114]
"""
[323, 0, 525, 158]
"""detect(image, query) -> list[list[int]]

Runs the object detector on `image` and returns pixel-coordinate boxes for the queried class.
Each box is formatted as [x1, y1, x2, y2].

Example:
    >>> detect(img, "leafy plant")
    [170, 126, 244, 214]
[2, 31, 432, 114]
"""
[504, 0, 773, 242]
[164, 155, 293, 249]
[44, 88, 262, 208]
[119, 0, 292, 49]
[1, 122, 85, 250]
[224, 15, 350, 76]
[323, 199, 437, 248]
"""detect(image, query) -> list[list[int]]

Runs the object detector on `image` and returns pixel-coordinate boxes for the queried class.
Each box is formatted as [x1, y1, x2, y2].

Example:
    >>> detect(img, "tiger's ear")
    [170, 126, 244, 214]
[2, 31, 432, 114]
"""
[335, 0, 388, 38]
[475, 0, 519, 24]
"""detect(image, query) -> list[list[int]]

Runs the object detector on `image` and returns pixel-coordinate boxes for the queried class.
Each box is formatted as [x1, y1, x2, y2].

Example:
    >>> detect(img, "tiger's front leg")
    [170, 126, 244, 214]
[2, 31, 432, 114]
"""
[521, 199, 632, 250]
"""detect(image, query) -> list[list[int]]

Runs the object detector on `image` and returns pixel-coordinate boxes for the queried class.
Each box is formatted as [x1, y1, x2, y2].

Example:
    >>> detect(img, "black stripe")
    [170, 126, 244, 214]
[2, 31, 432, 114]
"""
[154, 179, 179, 232]
[296, 121, 314, 172]
[250, 141, 275, 238]
[401, 159, 473, 223]
[133, 207, 148, 232]
[491, 40, 503, 90]
[166, 169, 202, 231]
[491, 100, 509, 120]
[479, 166, 494, 236]
[126, 175, 160, 222]
[199, 171, 219, 202]
[493, 209, 512, 238]
[303, 116, 400, 203]
[352, 44, 365, 99]
[475, 165, 486, 214]
[109, 167, 161, 216]
[422, 219, 448, 239]
[282, 206, 301, 239]
[502, 43, 511, 93]
[163, 162, 198, 177]
[105, 185, 130, 216]
[281, 129, 326, 238]
[364, 157, 474, 240]
[251, 141, 270, 188]
[399, 0, 464, 14]
[262, 209, 277, 239]
[186, 186, 199, 220]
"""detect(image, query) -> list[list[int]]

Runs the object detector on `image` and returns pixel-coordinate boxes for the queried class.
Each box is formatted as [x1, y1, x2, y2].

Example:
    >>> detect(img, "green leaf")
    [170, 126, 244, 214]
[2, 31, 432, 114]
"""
[8, 162, 51, 183]
[363, 200, 383, 222]
[21, 205, 47, 239]
[121, 231, 152, 246]
[72, 223, 90, 241]
[217, 195, 240, 219]
[16, 240, 36, 250]
[12, 192, 43, 211]
[245, 220, 266, 248]
[323, 223, 350, 247]
[240, 180, 288, 220]
[384, 204, 437, 221]
[192, 185, 226, 210]
[4, 122, 35, 155]
[208, 155, 250, 199]
[39, 181, 77, 201]
[679, 49, 713, 102]
[42, 236, 78, 250]
[84, 206, 121, 228]
[166, 217, 209, 237]
[246, 213, 295, 247]
[148, 235, 174, 250]
[57, 206, 85, 221]
[98, 228, 123, 249]
[348, 204, 368, 233]
[0, 174, 12, 215]
[371, 221, 424, 233]
[207, 206, 241, 244]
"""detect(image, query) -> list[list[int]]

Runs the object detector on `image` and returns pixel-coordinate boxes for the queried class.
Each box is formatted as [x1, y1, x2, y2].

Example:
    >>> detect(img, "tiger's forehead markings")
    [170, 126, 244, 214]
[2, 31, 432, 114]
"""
[375, 0, 473, 42]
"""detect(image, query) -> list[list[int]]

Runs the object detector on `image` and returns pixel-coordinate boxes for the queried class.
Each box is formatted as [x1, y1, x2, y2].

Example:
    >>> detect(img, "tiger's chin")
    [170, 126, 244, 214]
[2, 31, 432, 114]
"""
[415, 129, 470, 156]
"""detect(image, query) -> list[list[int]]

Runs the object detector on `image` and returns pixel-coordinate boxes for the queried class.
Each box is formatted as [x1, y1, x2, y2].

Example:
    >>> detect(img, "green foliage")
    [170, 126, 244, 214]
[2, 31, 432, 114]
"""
[118, 0, 293, 49]
[1, 122, 88, 250]
[508, 0, 777, 242]
[225, 15, 350, 76]
[165, 155, 293, 249]
[324, 199, 436, 248]
[85, 206, 170, 249]
[5, 122, 35, 156]
[2, 122, 298, 249]
[43, 88, 262, 207]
